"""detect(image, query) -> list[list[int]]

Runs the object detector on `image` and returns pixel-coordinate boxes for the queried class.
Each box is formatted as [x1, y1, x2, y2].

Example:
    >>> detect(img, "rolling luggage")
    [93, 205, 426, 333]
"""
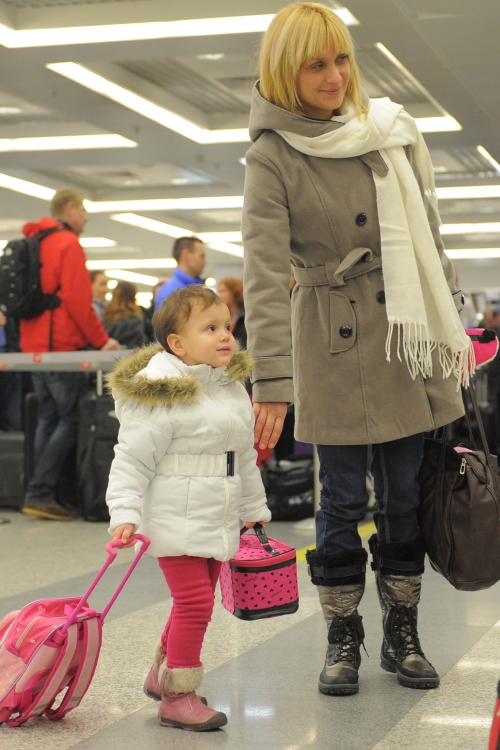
[220, 524, 299, 620]
[0, 432, 24, 509]
[77, 394, 119, 522]
[261, 454, 315, 521]
[0, 535, 149, 727]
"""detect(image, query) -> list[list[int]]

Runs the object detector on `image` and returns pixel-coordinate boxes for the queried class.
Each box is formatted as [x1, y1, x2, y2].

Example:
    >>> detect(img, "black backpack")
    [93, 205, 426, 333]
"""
[0, 227, 64, 319]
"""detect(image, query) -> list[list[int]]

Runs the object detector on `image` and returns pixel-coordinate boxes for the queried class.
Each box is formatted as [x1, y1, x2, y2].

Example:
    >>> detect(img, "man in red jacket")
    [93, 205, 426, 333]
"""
[21, 188, 120, 521]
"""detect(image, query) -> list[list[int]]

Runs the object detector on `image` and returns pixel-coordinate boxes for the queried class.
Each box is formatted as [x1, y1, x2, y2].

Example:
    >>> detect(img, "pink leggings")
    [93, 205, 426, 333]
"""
[158, 556, 222, 669]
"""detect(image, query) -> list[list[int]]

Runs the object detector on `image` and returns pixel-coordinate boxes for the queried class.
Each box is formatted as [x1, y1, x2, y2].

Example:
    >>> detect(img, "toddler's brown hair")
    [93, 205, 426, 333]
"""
[152, 285, 223, 354]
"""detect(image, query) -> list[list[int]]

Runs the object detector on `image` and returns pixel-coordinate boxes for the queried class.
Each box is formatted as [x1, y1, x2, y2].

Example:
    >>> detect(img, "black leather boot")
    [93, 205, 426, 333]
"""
[369, 535, 439, 690]
[307, 549, 367, 695]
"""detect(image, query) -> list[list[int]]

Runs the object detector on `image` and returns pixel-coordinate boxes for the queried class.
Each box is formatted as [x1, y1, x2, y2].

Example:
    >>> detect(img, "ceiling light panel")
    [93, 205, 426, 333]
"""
[46, 63, 249, 144]
[0, 134, 136, 152]
[437, 186, 500, 200]
[0, 8, 358, 49]
[361, 43, 461, 133]
[104, 269, 158, 286]
[80, 237, 117, 248]
[87, 259, 177, 270]
[121, 59, 249, 116]
[445, 249, 500, 259]
[477, 146, 500, 175]
[440, 223, 500, 235]
[86, 196, 244, 213]
[0, 172, 54, 200]
[111, 213, 190, 238]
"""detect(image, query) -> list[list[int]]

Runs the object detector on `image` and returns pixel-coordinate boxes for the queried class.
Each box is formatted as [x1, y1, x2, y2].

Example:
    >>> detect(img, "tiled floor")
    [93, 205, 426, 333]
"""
[0, 510, 499, 749]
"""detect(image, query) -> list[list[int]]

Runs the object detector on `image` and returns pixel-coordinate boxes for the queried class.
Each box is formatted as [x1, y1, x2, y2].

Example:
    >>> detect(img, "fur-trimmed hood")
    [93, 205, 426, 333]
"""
[106, 344, 252, 408]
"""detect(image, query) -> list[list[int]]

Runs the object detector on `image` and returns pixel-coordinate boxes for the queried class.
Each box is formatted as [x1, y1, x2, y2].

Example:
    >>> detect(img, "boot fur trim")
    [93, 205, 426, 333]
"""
[306, 549, 367, 586]
[370, 535, 425, 576]
[153, 640, 165, 666]
[168, 666, 204, 694]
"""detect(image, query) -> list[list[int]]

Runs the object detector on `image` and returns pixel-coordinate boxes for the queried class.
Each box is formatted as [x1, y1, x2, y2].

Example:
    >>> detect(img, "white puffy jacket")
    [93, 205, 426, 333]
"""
[105, 345, 271, 560]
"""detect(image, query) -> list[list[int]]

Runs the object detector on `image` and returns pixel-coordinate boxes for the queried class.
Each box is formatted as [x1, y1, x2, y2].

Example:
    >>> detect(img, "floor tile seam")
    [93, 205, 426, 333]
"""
[371, 614, 500, 749]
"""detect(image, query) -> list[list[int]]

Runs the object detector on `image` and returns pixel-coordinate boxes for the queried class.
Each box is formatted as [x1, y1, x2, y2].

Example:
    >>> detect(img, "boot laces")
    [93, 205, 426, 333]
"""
[391, 605, 424, 660]
[329, 615, 367, 664]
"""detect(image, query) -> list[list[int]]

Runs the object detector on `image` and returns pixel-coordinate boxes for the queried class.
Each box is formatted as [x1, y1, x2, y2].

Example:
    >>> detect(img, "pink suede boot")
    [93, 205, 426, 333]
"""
[143, 642, 207, 705]
[158, 667, 227, 732]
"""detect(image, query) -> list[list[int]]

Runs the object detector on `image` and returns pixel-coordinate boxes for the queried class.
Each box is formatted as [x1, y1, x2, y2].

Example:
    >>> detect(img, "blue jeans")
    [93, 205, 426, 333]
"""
[25, 372, 88, 503]
[316, 433, 425, 554]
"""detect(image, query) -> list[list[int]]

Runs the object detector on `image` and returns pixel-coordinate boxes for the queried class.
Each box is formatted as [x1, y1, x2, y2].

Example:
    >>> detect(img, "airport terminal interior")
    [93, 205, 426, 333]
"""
[1, 0, 500, 748]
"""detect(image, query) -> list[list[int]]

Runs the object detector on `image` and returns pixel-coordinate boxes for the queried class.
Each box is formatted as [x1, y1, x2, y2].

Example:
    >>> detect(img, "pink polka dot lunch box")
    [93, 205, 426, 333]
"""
[220, 525, 299, 620]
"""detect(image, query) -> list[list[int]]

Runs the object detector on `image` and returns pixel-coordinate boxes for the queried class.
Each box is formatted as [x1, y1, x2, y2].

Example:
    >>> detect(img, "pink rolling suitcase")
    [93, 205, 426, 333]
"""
[220, 524, 299, 620]
[0, 534, 149, 727]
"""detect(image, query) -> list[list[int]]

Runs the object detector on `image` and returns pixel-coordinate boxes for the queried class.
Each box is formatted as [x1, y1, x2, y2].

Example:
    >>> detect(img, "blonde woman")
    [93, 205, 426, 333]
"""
[243, 2, 471, 697]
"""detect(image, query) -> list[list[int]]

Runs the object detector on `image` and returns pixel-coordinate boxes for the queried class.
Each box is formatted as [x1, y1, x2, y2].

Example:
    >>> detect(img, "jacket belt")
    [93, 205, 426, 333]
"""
[293, 247, 382, 288]
[156, 452, 238, 478]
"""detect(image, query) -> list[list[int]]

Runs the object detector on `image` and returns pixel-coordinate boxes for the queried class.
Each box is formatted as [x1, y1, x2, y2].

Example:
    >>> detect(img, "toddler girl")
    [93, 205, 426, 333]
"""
[105, 285, 271, 732]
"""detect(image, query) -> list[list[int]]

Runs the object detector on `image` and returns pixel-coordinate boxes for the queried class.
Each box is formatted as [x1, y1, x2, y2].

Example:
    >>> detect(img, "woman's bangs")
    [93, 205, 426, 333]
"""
[298, 12, 353, 69]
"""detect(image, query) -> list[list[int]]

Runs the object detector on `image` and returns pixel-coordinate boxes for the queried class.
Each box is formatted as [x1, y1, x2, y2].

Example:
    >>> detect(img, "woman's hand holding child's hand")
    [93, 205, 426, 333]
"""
[112, 524, 136, 548]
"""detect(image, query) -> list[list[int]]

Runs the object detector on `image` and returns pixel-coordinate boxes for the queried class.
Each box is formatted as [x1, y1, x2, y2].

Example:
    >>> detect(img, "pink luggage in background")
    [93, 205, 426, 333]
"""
[220, 524, 299, 620]
[0, 534, 149, 727]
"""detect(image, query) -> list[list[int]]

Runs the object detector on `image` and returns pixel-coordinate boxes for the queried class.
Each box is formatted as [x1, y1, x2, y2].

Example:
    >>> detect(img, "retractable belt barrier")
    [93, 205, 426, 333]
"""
[0, 351, 132, 395]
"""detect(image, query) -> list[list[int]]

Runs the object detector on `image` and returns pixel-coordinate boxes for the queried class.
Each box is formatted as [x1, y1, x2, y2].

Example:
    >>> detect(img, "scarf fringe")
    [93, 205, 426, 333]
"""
[386, 321, 475, 389]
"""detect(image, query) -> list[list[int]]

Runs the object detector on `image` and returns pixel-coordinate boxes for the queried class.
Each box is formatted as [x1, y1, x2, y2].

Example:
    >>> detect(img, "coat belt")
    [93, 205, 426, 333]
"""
[156, 452, 238, 477]
[293, 247, 382, 288]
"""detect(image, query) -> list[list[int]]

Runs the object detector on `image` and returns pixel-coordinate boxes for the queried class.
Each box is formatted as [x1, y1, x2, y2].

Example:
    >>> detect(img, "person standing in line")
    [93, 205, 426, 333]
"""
[155, 237, 206, 309]
[243, 3, 471, 696]
[103, 281, 148, 349]
[0, 312, 22, 431]
[90, 270, 110, 321]
[20, 188, 120, 521]
[218, 277, 247, 350]
[106, 285, 270, 731]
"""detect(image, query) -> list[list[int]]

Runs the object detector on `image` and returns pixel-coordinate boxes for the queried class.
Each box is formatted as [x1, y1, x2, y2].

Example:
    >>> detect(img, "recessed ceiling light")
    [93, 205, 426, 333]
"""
[104, 269, 158, 286]
[111, 213, 191, 238]
[0, 10, 359, 49]
[0, 106, 21, 115]
[205, 277, 217, 287]
[477, 145, 500, 175]
[87, 196, 244, 212]
[445, 249, 500, 259]
[110, 214, 244, 258]
[239, 158, 247, 166]
[0, 134, 136, 152]
[440, 223, 500, 235]
[79, 237, 117, 248]
[46, 62, 249, 144]
[437, 186, 500, 200]
[375, 43, 462, 133]
[87, 258, 177, 270]
[196, 53, 225, 61]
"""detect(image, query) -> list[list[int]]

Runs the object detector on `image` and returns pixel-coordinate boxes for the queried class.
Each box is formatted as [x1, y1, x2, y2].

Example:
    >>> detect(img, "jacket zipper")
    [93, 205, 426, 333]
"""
[15, 616, 41, 651]
[207, 382, 234, 558]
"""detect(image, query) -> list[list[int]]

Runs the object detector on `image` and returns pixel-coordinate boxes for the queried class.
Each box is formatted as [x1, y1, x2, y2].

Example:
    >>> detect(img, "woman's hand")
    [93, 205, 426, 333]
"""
[253, 402, 287, 450]
[245, 521, 268, 529]
[112, 524, 136, 548]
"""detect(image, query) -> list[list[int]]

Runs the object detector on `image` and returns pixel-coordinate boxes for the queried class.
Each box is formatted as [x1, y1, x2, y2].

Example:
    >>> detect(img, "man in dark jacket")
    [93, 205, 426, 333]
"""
[21, 188, 119, 521]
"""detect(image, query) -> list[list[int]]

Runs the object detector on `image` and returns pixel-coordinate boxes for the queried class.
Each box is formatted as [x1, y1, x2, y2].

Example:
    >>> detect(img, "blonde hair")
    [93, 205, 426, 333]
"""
[259, 2, 367, 118]
[50, 188, 86, 217]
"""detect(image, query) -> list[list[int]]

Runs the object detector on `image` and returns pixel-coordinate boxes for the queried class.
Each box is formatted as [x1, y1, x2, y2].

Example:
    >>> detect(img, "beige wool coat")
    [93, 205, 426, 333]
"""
[242, 85, 465, 445]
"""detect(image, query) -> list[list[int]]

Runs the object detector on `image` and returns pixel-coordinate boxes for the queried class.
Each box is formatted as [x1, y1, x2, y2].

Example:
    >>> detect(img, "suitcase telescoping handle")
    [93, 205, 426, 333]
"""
[240, 523, 280, 556]
[60, 534, 150, 634]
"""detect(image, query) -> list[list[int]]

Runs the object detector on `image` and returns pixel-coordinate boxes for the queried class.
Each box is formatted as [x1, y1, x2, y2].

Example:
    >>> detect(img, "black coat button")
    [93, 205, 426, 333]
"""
[356, 213, 367, 227]
[339, 325, 353, 339]
[376, 291, 386, 304]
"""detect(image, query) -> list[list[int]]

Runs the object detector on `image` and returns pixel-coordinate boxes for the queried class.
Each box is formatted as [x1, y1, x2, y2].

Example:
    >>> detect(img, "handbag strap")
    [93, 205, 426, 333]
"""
[462, 383, 500, 506]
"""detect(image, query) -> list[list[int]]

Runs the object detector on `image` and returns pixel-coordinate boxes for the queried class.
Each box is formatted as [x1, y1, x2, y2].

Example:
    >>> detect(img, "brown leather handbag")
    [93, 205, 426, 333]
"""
[418, 384, 500, 591]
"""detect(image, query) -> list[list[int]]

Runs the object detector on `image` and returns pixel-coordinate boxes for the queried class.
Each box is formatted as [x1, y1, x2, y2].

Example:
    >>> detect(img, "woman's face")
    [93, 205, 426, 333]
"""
[296, 49, 350, 120]
[92, 273, 109, 300]
[218, 283, 234, 307]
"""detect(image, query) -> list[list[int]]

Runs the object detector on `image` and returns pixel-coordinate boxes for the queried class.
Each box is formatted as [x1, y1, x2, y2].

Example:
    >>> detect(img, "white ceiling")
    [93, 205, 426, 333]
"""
[0, 0, 499, 290]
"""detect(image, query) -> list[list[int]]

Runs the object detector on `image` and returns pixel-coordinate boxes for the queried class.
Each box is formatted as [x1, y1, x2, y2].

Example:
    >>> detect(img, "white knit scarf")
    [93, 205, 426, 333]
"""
[276, 97, 474, 386]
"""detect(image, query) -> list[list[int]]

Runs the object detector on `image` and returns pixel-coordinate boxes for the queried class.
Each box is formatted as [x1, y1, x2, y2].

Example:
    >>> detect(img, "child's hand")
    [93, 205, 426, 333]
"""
[112, 524, 136, 548]
[245, 521, 267, 529]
